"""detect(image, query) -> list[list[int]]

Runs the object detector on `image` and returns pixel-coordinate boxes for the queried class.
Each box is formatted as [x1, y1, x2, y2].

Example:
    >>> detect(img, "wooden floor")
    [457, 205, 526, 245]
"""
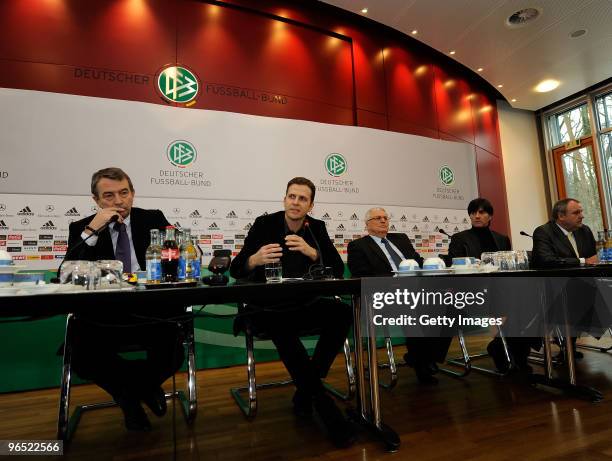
[3, 337, 612, 460]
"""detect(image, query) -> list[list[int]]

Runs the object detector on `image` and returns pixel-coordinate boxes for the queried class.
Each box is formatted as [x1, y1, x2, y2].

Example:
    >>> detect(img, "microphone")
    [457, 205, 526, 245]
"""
[54, 214, 120, 281]
[303, 218, 324, 268]
[520, 231, 533, 238]
[438, 228, 451, 237]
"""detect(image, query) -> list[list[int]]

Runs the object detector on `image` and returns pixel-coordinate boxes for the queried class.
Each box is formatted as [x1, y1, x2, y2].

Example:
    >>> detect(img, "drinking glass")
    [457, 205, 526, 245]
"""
[60, 260, 90, 284]
[265, 261, 282, 283]
[72, 262, 101, 290]
[96, 260, 124, 288]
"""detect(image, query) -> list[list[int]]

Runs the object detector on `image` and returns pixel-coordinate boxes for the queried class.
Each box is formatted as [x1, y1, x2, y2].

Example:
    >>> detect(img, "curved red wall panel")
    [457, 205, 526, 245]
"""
[0, 0, 508, 235]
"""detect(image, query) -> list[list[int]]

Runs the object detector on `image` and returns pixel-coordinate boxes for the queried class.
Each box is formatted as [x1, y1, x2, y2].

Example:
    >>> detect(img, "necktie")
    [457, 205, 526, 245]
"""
[114, 222, 132, 273]
[381, 238, 404, 269]
[567, 232, 579, 258]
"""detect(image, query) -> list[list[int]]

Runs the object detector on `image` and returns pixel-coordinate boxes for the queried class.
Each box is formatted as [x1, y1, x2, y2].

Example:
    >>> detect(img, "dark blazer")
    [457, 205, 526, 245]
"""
[532, 221, 596, 269]
[347, 233, 423, 277]
[230, 210, 344, 282]
[448, 227, 511, 259]
[67, 207, 169, 270]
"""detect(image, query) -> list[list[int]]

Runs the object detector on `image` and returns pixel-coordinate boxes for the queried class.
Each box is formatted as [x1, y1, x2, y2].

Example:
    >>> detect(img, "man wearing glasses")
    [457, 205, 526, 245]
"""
[347, 207, 450, 384]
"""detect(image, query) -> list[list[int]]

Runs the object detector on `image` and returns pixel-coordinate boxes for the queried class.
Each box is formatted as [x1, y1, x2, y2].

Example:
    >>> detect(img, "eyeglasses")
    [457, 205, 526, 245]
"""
[367, 215, 389, 222]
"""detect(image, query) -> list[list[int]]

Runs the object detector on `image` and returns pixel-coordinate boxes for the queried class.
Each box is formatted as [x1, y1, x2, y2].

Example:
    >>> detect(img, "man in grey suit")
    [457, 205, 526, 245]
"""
[347, 207, 450, 384]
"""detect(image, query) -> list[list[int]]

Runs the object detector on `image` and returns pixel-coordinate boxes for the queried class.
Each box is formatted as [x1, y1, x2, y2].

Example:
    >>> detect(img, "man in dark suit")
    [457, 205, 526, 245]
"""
[448, 197, 534, 373]
[66, 167, 184, 431]
[532, 198, 598, 268]
[347, 207, 451, 384]
[532, 198, 599, 358]
[229, 177, 355, 448]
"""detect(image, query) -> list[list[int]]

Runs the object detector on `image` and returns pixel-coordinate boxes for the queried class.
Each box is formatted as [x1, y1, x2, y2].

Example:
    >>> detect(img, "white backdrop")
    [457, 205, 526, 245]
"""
[0, 88, 477, 269]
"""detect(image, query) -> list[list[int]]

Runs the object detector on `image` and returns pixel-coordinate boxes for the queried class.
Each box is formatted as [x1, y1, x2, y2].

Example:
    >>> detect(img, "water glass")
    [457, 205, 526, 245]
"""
[498, 251, 517, 271]
[515, 250, 529, 270]
[72, 262, 101, 290]
[265, 261, 282, 283]
[60, 260, 90, 284]
[96, 260, 124, 288]
[480, 252, 497, 267]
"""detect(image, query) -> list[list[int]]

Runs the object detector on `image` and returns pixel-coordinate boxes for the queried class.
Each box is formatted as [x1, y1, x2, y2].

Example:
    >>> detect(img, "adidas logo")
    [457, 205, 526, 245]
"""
[350, 213, 359, 220]
[173, 222, 182, 229]
[400, 215, 407, 221]
[412, 225, 419, 231]
[422, 216, 429, 222]
[321, 213, 331, 220]
[18, 206, 34, 216]
[463, 218, 469, 223]
[336, 224, 345, 231]
[41, 220, 56, 230]
[389, 225, 397, 231]
[226, 210, 237, 218]
[208, 222, 219, 230]
[189, 210, 201, 218]
[454, 226, 460, 232]
[244, 223, 252, 231]
[443, 217, 449, 223]
[65, 207, 80, 216]
[0, 220, 7, 229]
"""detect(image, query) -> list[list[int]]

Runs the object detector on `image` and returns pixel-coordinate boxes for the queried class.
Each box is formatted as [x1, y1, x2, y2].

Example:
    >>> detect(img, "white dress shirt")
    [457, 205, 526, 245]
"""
[369, 234, 405, 271]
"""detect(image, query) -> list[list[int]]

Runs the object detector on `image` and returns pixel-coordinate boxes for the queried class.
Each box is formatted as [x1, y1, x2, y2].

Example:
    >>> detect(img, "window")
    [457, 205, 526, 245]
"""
[596, 92, 612, 131]
[548, 104, 592, 147]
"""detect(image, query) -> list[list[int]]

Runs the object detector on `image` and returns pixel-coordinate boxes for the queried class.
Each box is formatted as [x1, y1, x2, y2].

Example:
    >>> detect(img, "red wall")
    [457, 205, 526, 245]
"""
[0, 0, 510, 236]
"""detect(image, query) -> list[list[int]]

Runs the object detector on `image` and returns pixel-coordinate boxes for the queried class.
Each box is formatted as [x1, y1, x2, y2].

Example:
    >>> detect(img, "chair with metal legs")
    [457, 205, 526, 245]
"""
[57, 308, 198, 441]
[230, 323, 355, 420]
[378, 326, 513, 386]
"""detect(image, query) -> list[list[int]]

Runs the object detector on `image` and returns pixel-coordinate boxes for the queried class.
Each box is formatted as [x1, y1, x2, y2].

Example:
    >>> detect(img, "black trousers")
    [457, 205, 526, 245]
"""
[71, 314, 185, 401]
[240, 297, 353, 397]
[405, 337, 453, 365]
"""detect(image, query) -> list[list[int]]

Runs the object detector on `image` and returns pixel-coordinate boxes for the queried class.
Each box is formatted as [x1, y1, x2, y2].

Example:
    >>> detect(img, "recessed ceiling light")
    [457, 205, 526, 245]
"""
[449, 50, 456, 55]
[497, 84, 503, 88]
[511, 98, 517, 102]
[570, 29, 587, 38]
[411, 30, 418, 35]
[361, 8, 368, 14]
[535, 79, 560, 92]
[477, 67, 484, 72]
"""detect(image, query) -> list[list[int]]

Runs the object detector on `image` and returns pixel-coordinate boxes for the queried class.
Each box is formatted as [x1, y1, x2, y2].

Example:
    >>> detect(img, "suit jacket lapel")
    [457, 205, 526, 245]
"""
[551, 223, 576, 256]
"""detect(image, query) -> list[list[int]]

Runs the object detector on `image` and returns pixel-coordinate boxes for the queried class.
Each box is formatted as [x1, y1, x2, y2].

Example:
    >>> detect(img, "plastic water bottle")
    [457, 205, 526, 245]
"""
[145, 229, 162, 284]
[178, 228, 198, 282]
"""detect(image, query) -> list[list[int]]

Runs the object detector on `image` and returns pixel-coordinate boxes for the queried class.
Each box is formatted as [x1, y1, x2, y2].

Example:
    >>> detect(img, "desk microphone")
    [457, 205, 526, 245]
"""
[438, 228, 452, 237]
[303, 218, 324, 267]
[53, 214, 120, 282]
[520, 231, 533, 238]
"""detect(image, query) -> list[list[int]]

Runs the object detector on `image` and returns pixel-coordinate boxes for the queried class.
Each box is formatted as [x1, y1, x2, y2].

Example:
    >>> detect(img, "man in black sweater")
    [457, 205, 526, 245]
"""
[230, 177, 354, 448]
[448, 198, 535, 373]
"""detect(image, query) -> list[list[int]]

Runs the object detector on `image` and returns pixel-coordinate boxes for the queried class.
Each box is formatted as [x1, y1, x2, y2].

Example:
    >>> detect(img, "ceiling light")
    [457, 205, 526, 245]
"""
[477, 68, 484, 72]
[361, 8, 368, 14]
[449, 50, 456, 55]
[511, 98, 517, 102]
[411, 30, 418, 35]
[534, 79, 560, 92]
[497, 84, 503, 88]
[570, 29, 587, 38]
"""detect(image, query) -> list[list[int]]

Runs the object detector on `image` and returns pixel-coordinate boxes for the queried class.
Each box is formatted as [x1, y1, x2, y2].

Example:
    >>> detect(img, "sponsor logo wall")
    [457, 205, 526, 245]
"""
[0, 86, 478, 270]
[0, 194, 470, 269]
